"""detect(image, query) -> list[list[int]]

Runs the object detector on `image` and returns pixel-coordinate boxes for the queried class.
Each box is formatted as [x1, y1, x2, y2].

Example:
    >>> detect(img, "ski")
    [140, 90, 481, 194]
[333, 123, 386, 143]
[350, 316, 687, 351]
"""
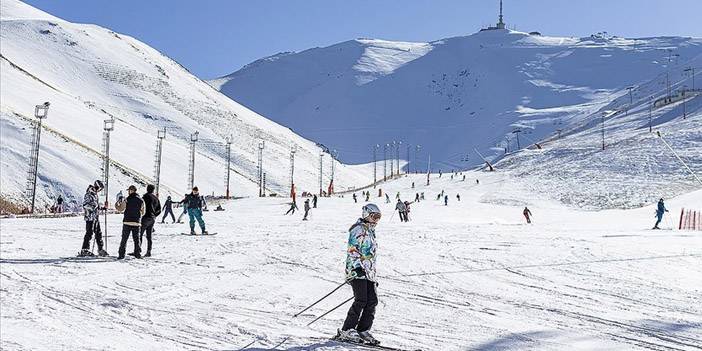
[180, 232, 218, 236]
[331, 335, 422, 351]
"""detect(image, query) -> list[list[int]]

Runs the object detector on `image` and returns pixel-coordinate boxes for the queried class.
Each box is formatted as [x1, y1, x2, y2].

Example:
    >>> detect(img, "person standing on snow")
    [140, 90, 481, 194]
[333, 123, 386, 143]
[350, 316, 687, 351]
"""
[303, 199, 311, 220]
[403, 200, 412, 221]
[161, 196, 175, 223]
[285, 200, 298, 215]
[338, 204, 382, 345]
[523, 207, 532, 224]
[415, 193, 420, 202]
[353, 193, 357, 203]
[139, 184, 161, 257]
[79, 180, 108, 257]
[395, 199, 407, 222]
[115, 185, 144, 259]
[56, 195, 64, 213]
[313, 194, 318, 208]
[456, 194, 461, 201]
[653, 198, 669, 229]
[365, 192, 370, 202]
[384, 193, 390, 204]
[444, 195, 448, 206]
[185, 187, 207, 234]
[177, 194, 189, 223]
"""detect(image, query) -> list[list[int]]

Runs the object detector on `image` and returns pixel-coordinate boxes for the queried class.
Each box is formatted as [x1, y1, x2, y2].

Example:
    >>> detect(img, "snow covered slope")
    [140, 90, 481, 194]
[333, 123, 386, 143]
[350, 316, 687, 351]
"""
[211, 30, 702, 172]
[0, 0, 371, 212]
[1, 173, 701, 350]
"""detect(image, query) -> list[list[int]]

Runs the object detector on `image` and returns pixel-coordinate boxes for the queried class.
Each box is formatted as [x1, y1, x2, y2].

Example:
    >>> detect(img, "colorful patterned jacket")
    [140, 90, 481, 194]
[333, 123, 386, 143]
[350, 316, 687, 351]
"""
[345, 219, 377, 282]
[82, 187, 99, 222]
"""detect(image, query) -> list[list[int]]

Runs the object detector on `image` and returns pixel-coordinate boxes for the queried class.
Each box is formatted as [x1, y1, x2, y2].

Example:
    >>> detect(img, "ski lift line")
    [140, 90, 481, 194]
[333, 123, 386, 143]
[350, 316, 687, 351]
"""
[382, 253, 702, 279]
[656, 131, 702, 186]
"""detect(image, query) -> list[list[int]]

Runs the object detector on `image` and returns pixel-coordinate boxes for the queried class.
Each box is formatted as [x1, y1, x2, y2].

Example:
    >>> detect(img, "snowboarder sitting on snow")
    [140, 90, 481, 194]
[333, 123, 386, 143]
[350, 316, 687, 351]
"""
[338, 204, 382, 345]
[139, 184, 161, 257]
[161, 195, 175, 223]
[115, 185, 144, 259]
[523, 207, 532, 224]
[303, 199, 311, 220]
[185, 187, 207, 235]
[79, 180, 108, 257]
[653, 198, 669, 229]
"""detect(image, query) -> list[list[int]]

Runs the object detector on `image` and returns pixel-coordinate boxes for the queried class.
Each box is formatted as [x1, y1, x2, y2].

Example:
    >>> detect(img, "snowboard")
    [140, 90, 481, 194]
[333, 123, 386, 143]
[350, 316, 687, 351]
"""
[180, 232, 218, 236]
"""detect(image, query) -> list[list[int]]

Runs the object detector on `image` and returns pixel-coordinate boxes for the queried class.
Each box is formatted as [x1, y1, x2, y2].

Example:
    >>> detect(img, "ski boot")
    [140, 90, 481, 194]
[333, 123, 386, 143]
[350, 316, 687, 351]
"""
[78, 249, 95, 257]
[144, 251, 151, 258]
[201, 230, 208, 235]
[337, 329, 363, 343]
[98, 249, 109, 257]
[190, 229, 196, 235]
[359, 330, 380, 345]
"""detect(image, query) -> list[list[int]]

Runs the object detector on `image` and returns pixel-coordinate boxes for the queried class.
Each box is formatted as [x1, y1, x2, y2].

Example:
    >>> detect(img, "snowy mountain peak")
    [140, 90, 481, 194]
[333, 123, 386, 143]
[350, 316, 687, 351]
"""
[1, 0, 63, 22]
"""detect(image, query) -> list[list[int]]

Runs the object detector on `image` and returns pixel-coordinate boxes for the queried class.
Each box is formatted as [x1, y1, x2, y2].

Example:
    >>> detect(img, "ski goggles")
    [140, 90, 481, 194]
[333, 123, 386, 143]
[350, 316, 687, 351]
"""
[368, 213, 382, 220]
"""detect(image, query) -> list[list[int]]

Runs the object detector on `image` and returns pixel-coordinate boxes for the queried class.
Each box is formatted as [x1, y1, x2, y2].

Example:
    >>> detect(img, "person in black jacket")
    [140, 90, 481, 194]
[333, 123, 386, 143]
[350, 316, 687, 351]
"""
[115, 185, 144, 259]
[140, 184, 161, 257]
[161, 196, 175, 223]
[185, 186, 207, 235]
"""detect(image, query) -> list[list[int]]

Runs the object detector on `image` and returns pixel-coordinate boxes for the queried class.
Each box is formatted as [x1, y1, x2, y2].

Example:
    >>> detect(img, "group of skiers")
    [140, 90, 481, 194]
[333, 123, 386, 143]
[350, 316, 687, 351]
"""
[78, 180, 208, 259]
[285, 194, 317, 220]
[394, 199, 413, 222]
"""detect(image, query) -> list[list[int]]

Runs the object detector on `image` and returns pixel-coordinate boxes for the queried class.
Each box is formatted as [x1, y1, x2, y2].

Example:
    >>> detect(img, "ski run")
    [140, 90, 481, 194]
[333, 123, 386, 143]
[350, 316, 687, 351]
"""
[2, 172, 701, 350]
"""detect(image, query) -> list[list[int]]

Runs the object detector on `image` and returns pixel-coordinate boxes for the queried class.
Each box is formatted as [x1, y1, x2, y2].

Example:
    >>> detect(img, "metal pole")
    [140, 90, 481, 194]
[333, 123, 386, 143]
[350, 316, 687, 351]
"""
[290, 146, 296, 198]
[154, 128, 166, 197]
[415, 145, 421, 175]
[684, 67, 695, 91]
[383, 144, 388, 181]
[188, 131, 199, 190]
[426, 153, 431, 186]
[225, 136, 232, 199]
[373, 145, 378, 187]
[397, 141, 401, 176]
[649, 104, 653, 132]
[258, 141, 264, 197]
[330, 149, 336, 195]
[682, 86, 687, 119]
[390, 141, 395, 177]
[27, 102, 50, 213]
[103, 118, 115, 208]
[601, 113, 605, 150]
[406, 143, 410, 175]
[319, 152, 323, 196]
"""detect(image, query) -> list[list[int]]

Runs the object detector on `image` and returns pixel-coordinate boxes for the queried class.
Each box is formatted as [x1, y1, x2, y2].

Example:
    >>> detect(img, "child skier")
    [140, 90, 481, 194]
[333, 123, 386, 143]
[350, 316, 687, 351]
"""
[653, 198, 669, 229]
[161, 195, 175, 223]
[338, 203, 382, 345]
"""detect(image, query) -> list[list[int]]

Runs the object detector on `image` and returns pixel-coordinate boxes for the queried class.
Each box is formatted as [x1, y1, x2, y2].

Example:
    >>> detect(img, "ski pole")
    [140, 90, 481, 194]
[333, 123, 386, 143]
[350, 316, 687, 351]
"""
[293, 279, 349, 317]
[306, 296, 354, 326]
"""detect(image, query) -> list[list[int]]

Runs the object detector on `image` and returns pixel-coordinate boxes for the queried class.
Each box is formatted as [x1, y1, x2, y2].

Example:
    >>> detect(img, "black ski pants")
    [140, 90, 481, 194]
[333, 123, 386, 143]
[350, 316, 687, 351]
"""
[342, 279, 378, 332]
[118, 225, 141, 258]
[140, 217, 155, 254]
[81, 220, 103, 250]
[161, 207, 175, 223]
[303, 209, 309, 220]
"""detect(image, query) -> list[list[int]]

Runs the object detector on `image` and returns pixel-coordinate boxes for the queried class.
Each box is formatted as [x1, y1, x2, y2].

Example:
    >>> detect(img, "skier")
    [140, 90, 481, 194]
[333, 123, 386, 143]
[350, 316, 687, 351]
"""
[185, 187, 207, 234]
[395, 199, 407, 222]
[337, 203, 381, 345]
[161, 196, 175, 223]
[139, 184, 161, 257]
[79, 180, 108, 257]
[652, 198, 669, 229]
[411, 182, 415, 189]
[56, 195, 64, 213]
[403, 201, 412, 221]
[462, 175, 466, 181]
[456, 194, 461, 201]
[353, 193, 357, 203]
[313, 194, 318, 208]
[476, 179, 480, 185]
[177, 194, 188, 223]
[523, 207, 532, 224]
[115, 185, 144, 260]
[415, 193, 420, 202]
[303, 199, 311, 220]
[395, 192, 400, 200]
[444, 195, 448, 206]
[285, 200, 298, 215]
[365, 192, 370, 202]
[384, 193, 390, 204]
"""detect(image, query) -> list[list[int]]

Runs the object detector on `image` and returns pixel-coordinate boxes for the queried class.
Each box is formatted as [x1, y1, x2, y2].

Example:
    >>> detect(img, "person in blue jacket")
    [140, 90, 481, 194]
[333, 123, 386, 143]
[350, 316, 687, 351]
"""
[653, 198, 669, 229]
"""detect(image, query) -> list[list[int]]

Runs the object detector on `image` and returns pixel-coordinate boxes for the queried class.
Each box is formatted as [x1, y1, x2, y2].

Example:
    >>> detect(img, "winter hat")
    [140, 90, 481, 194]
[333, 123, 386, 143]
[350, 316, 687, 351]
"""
[146, 184, 155, 193]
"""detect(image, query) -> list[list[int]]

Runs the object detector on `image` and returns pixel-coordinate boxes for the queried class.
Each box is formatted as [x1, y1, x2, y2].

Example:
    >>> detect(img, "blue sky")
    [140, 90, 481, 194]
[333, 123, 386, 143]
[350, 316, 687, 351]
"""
[24, 0, 702, 79]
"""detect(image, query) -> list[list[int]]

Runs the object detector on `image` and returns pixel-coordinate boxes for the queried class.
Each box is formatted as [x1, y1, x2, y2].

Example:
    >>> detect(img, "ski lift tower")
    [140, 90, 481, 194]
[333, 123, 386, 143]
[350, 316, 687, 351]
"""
[318, 151, 324, 196]
[153, 127, 166, 197]
[224, 135, 232, 199]
[101, 118, 115, 208]
[415, 145, 421, 174]
[257, 141, 265, 197]
[188, 131, 199, 190]
[373, 144, 379, 187]
[289, 146, 296, 198]
[25, 102, 50, 213]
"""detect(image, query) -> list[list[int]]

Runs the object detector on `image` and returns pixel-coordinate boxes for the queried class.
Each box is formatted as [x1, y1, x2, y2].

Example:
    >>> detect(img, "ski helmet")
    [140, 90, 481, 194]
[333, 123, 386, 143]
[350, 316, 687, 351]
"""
[362, 203, 381, 219]
[94, 180, 104, 191]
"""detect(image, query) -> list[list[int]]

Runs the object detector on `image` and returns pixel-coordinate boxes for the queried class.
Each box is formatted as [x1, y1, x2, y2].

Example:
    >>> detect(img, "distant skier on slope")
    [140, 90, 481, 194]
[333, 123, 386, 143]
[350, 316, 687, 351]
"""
[523, 207, 532, 224]
[415, 193, 420, 202]
[653, 198, 669, 229]
[337, 204, 382, 345]
[313, 194, 318, 208]
[285, 200, 298, 215]
[444, 195, 448, 206]
[395, 199, 407, 222]
[161, 196, 175, 223]
[79, 180, 108, 257]
[303, 199, 311, 220]
[403, 200, 413, 221]
[353, 193, 357, 203]
[456, 194, 461, 201]
[384, 193, 390, 204]
[115, 185, 144, 259]
[56, 195, 64, 213]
